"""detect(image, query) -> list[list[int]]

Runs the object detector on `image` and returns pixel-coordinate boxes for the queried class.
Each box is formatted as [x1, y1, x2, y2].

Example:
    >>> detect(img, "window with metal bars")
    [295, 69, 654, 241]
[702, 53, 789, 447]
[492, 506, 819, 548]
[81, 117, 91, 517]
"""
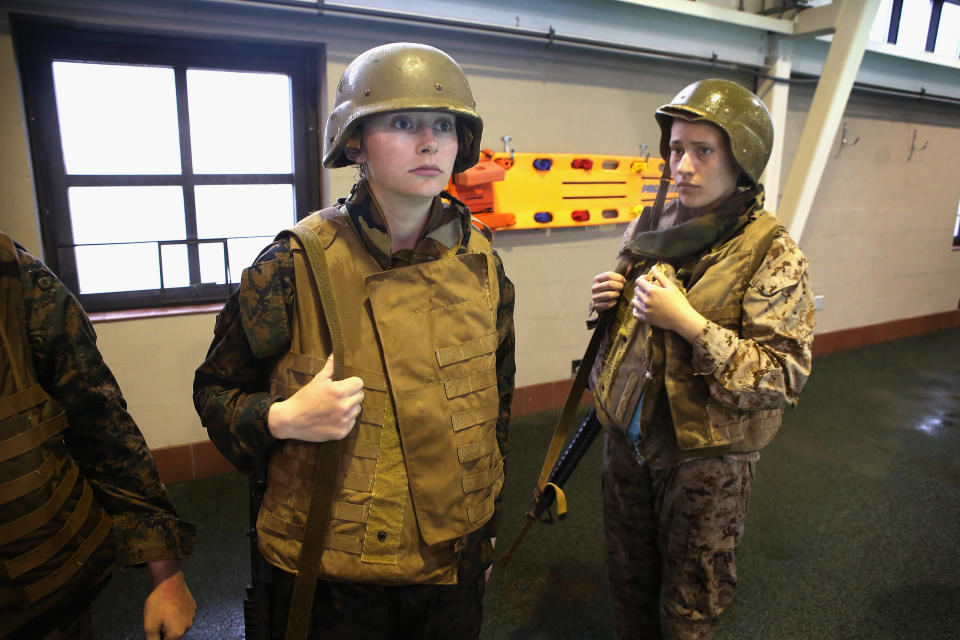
[12, 17, 321, 312]
[871, 0, 960, 58]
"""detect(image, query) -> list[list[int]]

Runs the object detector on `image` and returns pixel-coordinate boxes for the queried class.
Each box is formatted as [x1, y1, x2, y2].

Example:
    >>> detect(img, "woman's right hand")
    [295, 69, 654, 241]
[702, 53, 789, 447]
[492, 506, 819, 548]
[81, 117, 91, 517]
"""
[267, 356, 364, 442]
[591, 271, 627, 312]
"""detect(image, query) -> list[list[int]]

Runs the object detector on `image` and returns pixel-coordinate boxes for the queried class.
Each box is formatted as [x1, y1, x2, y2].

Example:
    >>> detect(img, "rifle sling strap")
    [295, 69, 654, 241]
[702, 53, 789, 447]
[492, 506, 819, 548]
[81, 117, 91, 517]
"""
[534, 306, 614, 494]
[284, 223, 346, 640]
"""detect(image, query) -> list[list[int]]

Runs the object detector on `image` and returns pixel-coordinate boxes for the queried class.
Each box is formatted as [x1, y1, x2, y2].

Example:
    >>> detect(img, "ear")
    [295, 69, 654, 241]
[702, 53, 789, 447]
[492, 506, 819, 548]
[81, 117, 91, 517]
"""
[344, 130, 363, 163]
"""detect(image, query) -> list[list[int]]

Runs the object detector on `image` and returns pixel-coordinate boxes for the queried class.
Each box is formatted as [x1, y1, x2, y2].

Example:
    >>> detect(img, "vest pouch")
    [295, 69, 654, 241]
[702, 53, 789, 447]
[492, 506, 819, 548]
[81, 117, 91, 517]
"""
[591, 277, 655, 435]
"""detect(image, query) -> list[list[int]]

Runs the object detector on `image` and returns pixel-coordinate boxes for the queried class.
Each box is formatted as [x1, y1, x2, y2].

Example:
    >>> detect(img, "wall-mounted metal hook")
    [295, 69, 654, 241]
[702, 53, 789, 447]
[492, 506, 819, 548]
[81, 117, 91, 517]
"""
[834, 122, 860, 159]
[639, 143, 648, 161]
[501, 135, 515, 164]
[907, 129, 928, 162]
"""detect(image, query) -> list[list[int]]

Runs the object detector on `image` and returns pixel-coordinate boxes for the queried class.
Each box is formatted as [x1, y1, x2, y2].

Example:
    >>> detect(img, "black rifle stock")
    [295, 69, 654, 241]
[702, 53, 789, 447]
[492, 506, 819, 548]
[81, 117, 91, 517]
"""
[243, 470, 272, 640]
[498, 408, 602, 567]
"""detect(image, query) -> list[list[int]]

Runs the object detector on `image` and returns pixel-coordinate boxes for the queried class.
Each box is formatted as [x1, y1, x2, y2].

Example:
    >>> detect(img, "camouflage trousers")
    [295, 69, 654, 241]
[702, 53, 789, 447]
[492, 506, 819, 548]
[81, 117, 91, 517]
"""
[602, 431, 756, 640]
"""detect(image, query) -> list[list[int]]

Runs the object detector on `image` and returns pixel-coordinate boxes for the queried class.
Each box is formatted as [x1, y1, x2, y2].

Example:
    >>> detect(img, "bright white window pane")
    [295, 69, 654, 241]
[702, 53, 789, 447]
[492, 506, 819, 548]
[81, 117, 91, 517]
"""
[227, 236, 274, 283]
[52, 62, 181, 175]
[935, 3, 960, 58]
[870, 0, 894, 42]
[897, 0, 933, 51]
[187, 69, 293, 174]
[160, 244, 190, 289]
[75, 244, 159, 294]
[194, 184, 295, 238]
[68, 186, 185, 244]
[199, 242, 230, 285]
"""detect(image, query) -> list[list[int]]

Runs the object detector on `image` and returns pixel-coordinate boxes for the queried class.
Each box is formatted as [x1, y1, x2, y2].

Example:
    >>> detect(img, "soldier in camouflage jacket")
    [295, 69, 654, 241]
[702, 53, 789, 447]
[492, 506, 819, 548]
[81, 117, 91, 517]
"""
[590, 80, 814, 639]
[1, 232, 196, 640]
[194, 43, 515, 639]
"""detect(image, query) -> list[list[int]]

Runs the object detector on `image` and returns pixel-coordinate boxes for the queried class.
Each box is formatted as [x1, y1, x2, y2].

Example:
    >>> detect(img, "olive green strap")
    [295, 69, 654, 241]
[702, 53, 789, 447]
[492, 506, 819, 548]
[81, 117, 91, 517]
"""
[533, 176, 671, 497]
[534, 309, 613, 493]
[535, 254, 631, 493]
[284, 224, 345, 640]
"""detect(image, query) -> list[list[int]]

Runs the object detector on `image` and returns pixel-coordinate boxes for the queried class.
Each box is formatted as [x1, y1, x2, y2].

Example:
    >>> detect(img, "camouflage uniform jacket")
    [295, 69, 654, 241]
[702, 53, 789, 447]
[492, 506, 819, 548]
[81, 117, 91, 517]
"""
[617, 195, 815, 470]
[16, 243, 197, 566]
[193, 181, 516, 556]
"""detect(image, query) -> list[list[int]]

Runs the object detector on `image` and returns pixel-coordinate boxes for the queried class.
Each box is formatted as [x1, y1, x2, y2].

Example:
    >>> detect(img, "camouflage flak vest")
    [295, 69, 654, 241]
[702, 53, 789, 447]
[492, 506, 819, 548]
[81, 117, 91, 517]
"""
[591, 211, 784, 452]
[256, 208, 503, 585]
[0, 233, 113, 635]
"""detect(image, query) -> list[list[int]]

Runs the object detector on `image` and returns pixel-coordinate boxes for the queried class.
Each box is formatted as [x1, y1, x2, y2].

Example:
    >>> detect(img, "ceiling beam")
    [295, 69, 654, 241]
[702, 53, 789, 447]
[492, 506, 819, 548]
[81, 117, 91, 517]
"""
[779, 0, 883, 244]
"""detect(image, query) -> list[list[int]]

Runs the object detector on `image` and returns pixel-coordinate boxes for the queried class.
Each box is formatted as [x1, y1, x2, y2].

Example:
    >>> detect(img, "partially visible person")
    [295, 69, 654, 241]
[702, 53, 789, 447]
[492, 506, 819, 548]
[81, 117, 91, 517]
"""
[589, 79, 814, 639]
[194, 42, 514, 639]
[0, 231, 197, 640]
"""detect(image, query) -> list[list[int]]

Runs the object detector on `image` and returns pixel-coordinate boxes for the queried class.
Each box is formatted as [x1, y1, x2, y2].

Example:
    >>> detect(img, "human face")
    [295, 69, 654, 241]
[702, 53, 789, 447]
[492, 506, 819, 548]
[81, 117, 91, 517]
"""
[356, 110, 458, 210]
[668, 119, 742, 216]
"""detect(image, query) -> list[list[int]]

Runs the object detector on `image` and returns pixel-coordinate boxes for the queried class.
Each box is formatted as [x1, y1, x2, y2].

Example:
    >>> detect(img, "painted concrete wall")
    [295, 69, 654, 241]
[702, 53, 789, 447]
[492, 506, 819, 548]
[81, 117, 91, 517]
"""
[782, 87, 960, 333]
[0, 5, 958, 451]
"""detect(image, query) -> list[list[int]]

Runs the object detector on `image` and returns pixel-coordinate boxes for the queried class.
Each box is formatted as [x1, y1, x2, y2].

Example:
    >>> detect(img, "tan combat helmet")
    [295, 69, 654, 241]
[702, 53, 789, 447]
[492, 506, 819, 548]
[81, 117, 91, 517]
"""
[655, 78, 774, 187]
[323, 42, 483, 174]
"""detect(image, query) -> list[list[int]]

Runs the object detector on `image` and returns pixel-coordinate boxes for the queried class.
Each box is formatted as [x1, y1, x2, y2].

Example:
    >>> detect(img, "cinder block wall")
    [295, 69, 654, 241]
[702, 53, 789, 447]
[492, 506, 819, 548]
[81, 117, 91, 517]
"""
[1, 13, 958, 460]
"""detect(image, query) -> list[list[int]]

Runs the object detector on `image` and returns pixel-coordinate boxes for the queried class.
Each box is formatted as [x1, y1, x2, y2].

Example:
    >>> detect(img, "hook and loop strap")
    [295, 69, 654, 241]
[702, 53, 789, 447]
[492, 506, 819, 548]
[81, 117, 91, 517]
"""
[284, 222, 345, 640]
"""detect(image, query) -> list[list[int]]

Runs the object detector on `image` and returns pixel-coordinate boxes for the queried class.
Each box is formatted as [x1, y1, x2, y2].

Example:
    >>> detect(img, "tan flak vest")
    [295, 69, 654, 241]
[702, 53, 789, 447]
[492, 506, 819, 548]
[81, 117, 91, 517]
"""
[0, 233, 113, 634]
[591, 210, 784, 453]
[256, 207, 503, 585]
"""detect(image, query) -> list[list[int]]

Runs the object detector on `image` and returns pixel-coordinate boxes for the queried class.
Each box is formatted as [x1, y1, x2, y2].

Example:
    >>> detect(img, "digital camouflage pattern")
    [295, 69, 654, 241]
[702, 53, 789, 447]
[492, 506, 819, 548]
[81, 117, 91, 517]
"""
[18, 248, 196, 566]
[603, 430, 756, 640]
[193, 178, 515, 586]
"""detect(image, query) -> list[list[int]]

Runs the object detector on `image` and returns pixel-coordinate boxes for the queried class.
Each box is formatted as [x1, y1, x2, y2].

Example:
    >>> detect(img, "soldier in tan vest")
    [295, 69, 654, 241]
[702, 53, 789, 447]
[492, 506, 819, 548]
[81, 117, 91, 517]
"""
[194, 42, 515, 639]
[0, 231, 196, 640]
[589, 80, 815, 638]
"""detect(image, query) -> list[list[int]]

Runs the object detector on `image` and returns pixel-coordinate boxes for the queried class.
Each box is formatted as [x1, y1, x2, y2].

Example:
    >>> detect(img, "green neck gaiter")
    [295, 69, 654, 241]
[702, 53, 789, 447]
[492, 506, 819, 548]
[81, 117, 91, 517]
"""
[620, 186, 764, 264]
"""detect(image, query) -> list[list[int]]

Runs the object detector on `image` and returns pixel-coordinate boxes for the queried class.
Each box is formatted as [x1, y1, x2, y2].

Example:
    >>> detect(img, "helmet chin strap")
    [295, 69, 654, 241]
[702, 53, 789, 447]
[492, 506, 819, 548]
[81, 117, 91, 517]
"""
[649, 160, 673, 229]
[344, 131, 362, 162]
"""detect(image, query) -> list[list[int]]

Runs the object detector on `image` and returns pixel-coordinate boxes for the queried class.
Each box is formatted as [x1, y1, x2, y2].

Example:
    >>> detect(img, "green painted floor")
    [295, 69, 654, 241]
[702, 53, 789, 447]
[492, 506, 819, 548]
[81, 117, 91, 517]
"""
[93, 328, 960, 639]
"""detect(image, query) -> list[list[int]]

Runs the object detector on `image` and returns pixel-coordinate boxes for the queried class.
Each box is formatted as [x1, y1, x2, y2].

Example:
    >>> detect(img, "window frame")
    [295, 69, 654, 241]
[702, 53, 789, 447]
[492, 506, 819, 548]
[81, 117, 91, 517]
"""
[883, 0, 960, 56]
[12, 16, 322, 312]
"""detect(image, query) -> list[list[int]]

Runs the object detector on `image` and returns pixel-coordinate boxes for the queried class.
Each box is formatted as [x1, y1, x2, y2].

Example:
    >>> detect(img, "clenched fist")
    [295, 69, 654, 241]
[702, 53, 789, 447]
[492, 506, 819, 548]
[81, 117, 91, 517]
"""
[591, 271, 627, 312]
[267, 356, 364, 442]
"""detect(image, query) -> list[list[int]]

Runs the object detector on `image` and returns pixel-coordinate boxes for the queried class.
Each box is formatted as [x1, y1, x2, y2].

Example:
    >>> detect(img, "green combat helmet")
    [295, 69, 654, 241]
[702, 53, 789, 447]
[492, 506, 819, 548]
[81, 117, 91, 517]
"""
[323, 42, 483, 174]
[655, 78, 774, 187]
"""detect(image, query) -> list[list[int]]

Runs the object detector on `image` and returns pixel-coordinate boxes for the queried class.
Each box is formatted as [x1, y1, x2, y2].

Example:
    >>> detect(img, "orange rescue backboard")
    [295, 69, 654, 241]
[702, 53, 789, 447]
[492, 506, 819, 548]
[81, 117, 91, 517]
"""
[449, 151, 678, 230]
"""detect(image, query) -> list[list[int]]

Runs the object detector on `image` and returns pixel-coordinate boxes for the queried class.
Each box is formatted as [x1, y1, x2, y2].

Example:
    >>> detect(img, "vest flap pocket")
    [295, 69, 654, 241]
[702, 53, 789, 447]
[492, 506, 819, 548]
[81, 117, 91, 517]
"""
[332, 501, 368, 523]
[451, 404, 499, 432]
[436, 333, 498, 367]
[461, 460, 501, 494]
[351, 438, 380, 459]
[457, 438, 496, 463]
[444, 369, 497, 400]
[258, 507, 303, 539]
[341, 472, 374, 493]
